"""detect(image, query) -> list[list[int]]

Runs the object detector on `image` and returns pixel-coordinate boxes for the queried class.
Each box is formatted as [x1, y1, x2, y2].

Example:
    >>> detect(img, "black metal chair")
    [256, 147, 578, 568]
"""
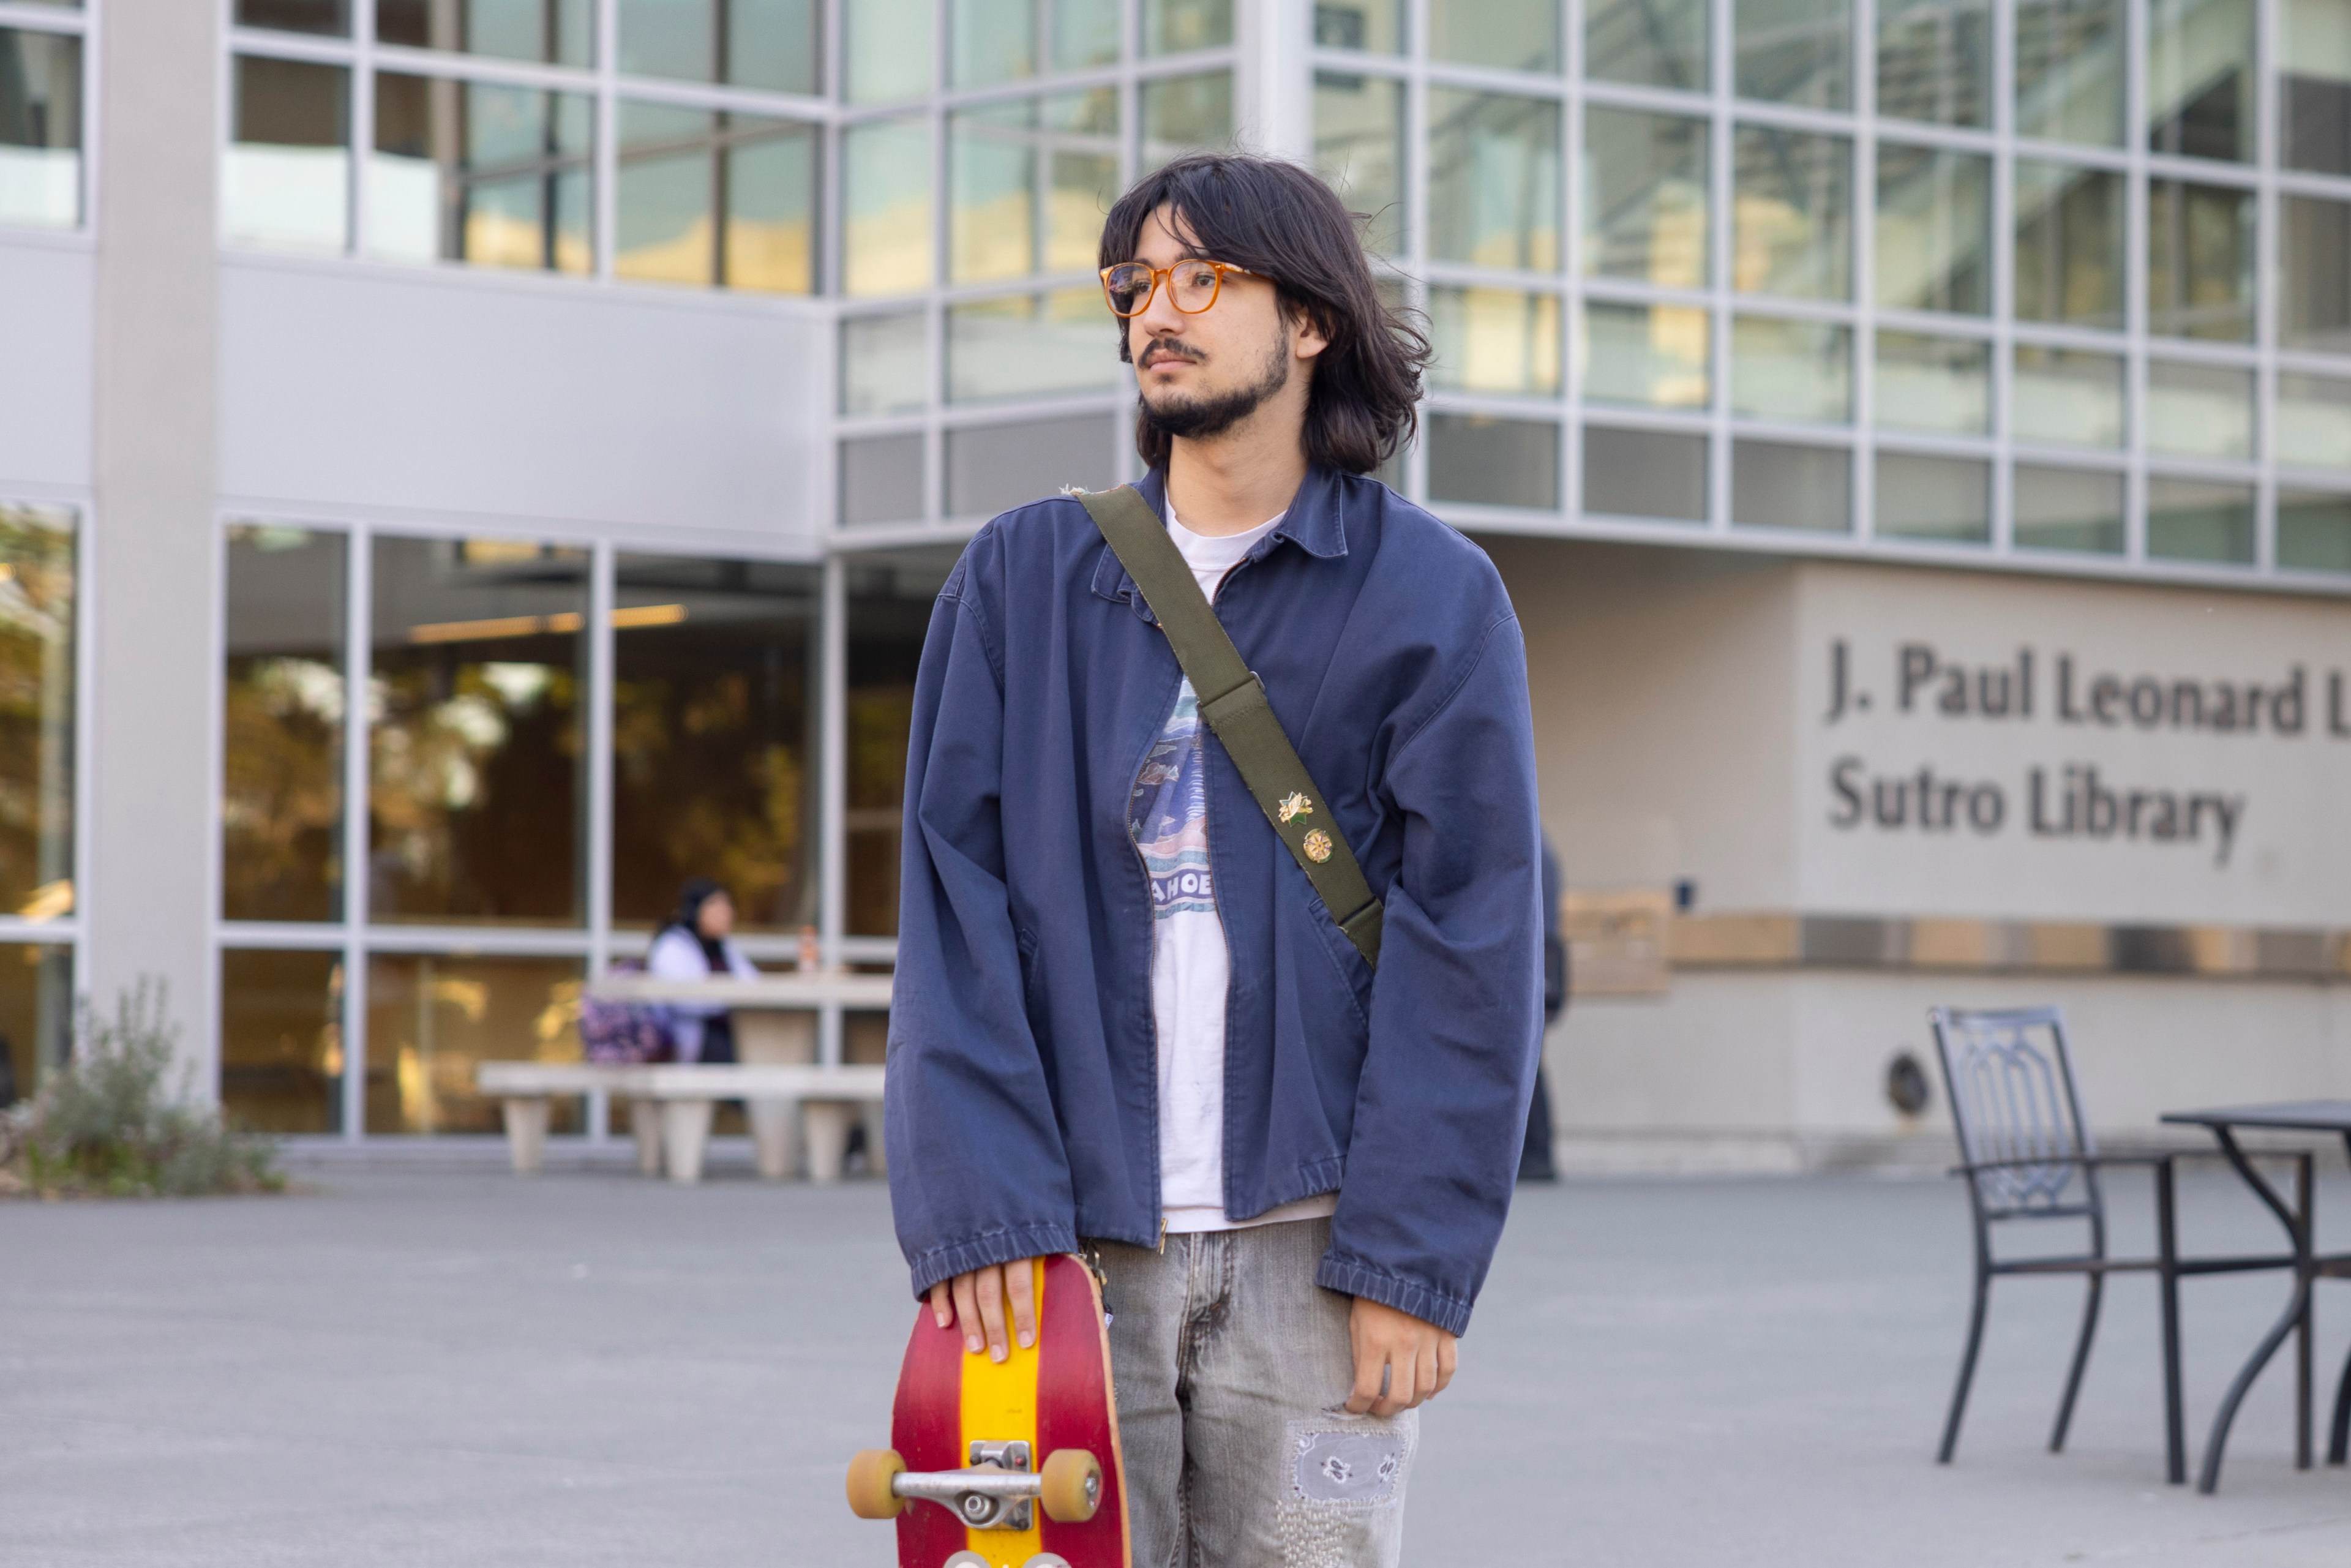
[1928, 1006, 2303, 1484]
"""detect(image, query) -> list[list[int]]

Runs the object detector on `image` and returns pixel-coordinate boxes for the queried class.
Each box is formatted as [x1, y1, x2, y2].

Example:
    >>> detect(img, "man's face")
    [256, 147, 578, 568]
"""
[1120, 205, 1322, 440]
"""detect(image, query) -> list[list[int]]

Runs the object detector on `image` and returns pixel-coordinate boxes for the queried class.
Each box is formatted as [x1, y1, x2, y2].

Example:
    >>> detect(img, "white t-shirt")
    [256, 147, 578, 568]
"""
[1129, 505, 1340, 1234]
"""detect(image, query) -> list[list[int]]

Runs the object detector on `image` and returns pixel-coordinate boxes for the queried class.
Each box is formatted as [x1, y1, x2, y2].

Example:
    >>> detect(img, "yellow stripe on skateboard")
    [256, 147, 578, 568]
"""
[959, 1257, 1046, 1566]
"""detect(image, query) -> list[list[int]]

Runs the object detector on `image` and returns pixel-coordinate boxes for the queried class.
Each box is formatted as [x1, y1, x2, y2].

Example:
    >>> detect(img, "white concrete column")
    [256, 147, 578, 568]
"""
[88, 0, 221, 1093]
[1239, 0, 1316, 161]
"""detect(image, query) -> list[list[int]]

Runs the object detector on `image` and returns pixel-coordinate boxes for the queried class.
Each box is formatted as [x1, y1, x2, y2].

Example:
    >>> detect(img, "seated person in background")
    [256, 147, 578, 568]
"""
[647, 877, 759, 1063]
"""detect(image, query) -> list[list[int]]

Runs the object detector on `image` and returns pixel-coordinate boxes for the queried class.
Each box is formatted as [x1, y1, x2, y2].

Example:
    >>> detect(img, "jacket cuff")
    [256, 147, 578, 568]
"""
[907, 1221, 1081, 1302]
[1315, 1252, 1475, 1337]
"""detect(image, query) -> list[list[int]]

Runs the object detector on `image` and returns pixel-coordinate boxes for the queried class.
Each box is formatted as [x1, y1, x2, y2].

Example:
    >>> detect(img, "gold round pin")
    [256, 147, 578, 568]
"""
[1302, 830, 1333, 863]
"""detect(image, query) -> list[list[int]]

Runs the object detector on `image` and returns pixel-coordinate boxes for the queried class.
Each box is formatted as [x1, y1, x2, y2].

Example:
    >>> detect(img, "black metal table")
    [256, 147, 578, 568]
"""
[2159, 1101, 2351, 1491]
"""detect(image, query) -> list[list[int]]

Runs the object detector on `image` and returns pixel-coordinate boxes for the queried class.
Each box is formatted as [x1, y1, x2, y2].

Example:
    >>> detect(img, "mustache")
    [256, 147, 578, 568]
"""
[1138, 340, 1202, 369]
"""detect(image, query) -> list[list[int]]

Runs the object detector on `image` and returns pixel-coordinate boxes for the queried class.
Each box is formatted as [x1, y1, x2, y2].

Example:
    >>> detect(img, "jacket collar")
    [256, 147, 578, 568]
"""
[1088, 465, 1351, 615]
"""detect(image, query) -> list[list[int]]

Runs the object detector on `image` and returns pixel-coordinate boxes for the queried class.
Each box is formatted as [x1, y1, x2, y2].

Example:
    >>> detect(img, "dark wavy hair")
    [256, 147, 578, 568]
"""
[1099, 154, 1429, 476]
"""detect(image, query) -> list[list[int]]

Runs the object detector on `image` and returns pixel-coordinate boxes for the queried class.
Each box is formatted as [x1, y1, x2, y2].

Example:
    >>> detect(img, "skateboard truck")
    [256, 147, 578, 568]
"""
[846, 1441, 1103, 1531]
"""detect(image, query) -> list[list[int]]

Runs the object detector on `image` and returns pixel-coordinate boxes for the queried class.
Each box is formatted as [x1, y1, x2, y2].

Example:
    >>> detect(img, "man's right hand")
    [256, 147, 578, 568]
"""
[928, 1259, 1041, 1363]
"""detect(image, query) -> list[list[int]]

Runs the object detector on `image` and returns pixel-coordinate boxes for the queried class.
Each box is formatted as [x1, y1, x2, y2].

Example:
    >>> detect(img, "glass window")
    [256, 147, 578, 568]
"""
[1428, 287, 1562, 396]
[1314, 72, 1405, 254]
[1582, 108, 1708, 288]
[847, 0, 931, 100]
[952, 102, 1039, 283]
[1141, 70, 1234, 170]
[1044, 89, 1119, 270]
[1876, 452, 1989, 543]
[2279, 372, 2351, 468]
[0, 29, 81, 230]
[1142, 0, 1232, 54]
[0, 943, 72, 1111]
[2282, 196, 2351, 354]
[1429, 0, 1559, 72]
[2282, 0, 2351, 174]
[1587, 0, 1708, 90]
[1584, 426, 1708, 522]
[1736, 0, 1850, 108]
[1316, 0, 1403, 53]
[847, 550, 963, 934]
[365, 953, 582, 1135]
[1875, 331, 1989, 434]
[1733, 316, 1851, 423]
[953, 0, 1035, 86]
[378, 0, 594, 65]
[369, 75, 593, 273]
[2148, 0, 2252, 161]
[617, 0, 817, 94]
[1052, 0, 1121, 69]
[2012, 160, 2121, 328]
[1733, 126, 1851, 300]
[2014, 344, 2124, 446]
[220, 950, 344, 1135]
[2145, 360, 2254, 459]
[227, 56, 350, 254]
[1428, 415, 1561, 509]
[1428, 90, 1562, 271]
[369, 536, 587, 925]
[0, 506, 73, 925]
[223, 525, 346, 923]
[841, 312, 928, 416]
[1876, 0, 1990, 126]
[611, 556, 819, 931]
[1583, 300, 1710, 409]
[617, 105, 816, 293]
[1875, 143, 1989, 314]
[1733, 439, 1850, 530]
[2014, 464, 2124, 552]
[2147, 476, 2255, 563]
[2279, 490, 2351, 571]
[948, 289, 1124, 403]
[2148, 179, 2252, 341]
[843, 115, 932, 295]
[237, 0, 349, 34]
[840, 433, 927, 525]
[2015, 0, 2123, 145]
[947, 413, 1115, 515]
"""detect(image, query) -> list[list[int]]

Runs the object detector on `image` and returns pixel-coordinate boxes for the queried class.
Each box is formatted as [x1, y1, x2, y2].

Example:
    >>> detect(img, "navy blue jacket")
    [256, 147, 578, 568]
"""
[884, 466, 1543, 1336]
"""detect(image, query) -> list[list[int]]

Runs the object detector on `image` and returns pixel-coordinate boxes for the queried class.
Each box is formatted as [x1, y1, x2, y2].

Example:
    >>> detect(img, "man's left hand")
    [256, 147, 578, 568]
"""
[1344, 1296, 1457, 1417]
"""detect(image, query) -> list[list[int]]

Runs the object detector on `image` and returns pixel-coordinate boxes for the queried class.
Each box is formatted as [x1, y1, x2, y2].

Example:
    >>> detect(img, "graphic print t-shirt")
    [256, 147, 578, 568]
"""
[1128, 506, 1338, 1234]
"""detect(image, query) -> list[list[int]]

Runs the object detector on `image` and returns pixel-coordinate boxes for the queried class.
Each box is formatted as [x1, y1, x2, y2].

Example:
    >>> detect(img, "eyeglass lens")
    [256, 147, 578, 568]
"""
[1106, 261, 1224, 315]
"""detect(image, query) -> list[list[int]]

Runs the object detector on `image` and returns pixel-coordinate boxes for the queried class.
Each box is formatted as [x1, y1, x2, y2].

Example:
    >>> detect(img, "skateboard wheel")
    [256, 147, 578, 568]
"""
[1038, 1447, 1102, 1523]
[844, 1447, 906, 1520]
[942, 1555, 991, 1568]
[1022, 1557, 1074, 1568]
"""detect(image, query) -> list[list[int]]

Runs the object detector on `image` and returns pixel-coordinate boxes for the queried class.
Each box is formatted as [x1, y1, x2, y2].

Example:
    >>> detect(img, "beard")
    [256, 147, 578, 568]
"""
[1136, 324, 1292, 443]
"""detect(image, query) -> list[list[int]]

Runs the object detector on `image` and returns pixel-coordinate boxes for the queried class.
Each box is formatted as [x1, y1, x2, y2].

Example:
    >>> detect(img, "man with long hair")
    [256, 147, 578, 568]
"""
[887, 152, 1543, 1563]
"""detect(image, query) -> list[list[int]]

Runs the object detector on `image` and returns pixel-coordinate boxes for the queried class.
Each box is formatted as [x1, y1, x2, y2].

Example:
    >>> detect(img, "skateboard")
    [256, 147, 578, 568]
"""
[847, 1254, 1130, 1568]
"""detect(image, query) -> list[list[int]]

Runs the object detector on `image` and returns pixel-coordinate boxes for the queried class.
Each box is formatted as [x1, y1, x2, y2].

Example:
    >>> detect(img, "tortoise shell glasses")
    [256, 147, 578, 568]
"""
[1100, 258, 1259, 317]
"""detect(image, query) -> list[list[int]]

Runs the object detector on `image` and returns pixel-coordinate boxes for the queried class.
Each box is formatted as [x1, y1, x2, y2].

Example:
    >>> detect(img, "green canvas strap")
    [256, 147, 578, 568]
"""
[1074, 484, 1383, 969]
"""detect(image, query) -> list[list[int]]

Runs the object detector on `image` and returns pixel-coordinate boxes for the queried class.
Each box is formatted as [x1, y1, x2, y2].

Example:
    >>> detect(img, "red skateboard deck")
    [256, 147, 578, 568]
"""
[847, 1255, 1130, 1568]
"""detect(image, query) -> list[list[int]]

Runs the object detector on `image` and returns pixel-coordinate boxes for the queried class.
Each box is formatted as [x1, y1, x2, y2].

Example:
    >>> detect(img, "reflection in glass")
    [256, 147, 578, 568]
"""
[1584, 427, 1708, 522]
[2014, 345, 2123, 446]
[1428, 287, 1561, 396]
[1875, 331, 1989, 434]
[0, 508, 72, 925]
[2014, 464, 2123, 552]
[227, 55, 350, 253]
[2013, 160, 2121, 327]
[2278, 372, 2351, 468]
[1736, 0, 1850, 108]
[223, 526, 345, 923]
[1314, 72, 1404, 253]
[1733, 126, 1850, 299]
[379, 0, 594, 64]
[0, 945, 71, 1109]
[1732, 316, 1851, 424]
[2148, 0, 2252, 161]
[0, 29, 81, 230]
[840, 433, 926, 525]
[1583, 301, 1709, 409]
[2282, 0, 2351, 174]
[844, 115, 932, 294]
[1046, 91, 1120, 269]
[612, 556, 819, 931]
[238, 0, 348, 33]
[847, 551, 963, 935]
[617, 102, 816, 292]
[1733, 439, 1850, 530]
[1428, 415, 1561, 508]
[948, 289, 1125, 403]
[1316, 0, 1403, 53]
[617, 0, 819, 92]
[2148, 179, 2252, 340]
[1586, 0, 1706, 90]
[366, 954, 583, 1135]
[370, 75, 593, 273]
[2015, 0, 2123, 144]
[2146, 361, 2254, 459]
[2147, 476, 2255, 563]
[952, 102, 1038, 282]
[1053, 0, 1121, 69]
[1430, 0, 1559, 72]
[2278, 490, 2351, 572]
[1428, 90, 1561, 270]
[1141, 70, 1233, 170]
[841, 312, 928, 415]
[1876, 453, 1989, 543]
[1875, 143, 1989, 313]
[1142, 0, 1232, 54]
[2282, 196, 2351, 354]
[847, 0, 932, 100]
[220, 949, 343, 1135]
[1582, 108, 1707, 287]
[370, 537, 586, 925]
[1877, 0, 1989, 126]
[953, 0, 1034, 86]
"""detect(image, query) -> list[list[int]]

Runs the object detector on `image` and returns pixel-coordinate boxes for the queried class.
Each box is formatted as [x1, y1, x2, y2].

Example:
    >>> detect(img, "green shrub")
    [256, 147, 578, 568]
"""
[0, 982, 283, 1199]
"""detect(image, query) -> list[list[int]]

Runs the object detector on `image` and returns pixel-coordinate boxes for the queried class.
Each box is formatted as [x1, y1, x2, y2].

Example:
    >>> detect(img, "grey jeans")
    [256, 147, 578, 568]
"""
[1093, 1218, 1416, 1568]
